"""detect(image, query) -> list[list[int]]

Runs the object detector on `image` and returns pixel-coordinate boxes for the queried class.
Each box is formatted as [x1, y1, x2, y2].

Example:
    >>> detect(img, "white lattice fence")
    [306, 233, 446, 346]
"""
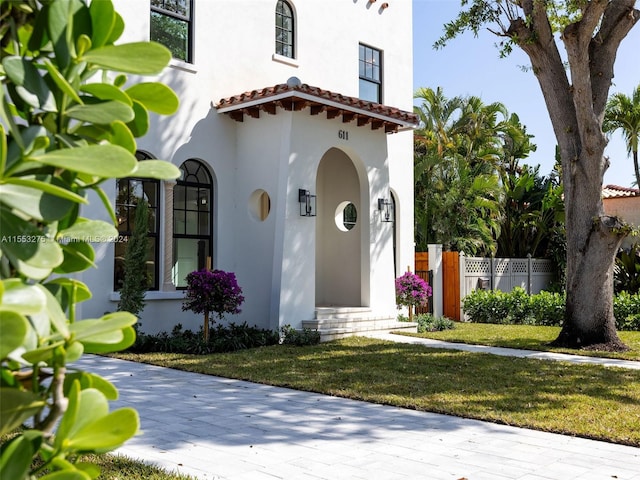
[460, 254, 555, 300]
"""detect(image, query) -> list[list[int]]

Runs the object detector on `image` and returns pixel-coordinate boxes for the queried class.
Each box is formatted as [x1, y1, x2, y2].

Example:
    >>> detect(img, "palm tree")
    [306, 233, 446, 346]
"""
[414, 88, 507, 254]
[604, 85, 640, 187]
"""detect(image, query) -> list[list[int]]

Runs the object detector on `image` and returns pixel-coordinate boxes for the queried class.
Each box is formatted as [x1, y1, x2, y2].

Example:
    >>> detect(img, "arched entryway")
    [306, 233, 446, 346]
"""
[315, 148, 367, 306]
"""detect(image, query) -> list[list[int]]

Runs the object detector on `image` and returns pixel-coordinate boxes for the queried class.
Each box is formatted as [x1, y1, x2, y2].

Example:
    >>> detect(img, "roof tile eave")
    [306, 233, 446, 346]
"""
[216, 82, 418, 126]
[602, 184, 640, 199]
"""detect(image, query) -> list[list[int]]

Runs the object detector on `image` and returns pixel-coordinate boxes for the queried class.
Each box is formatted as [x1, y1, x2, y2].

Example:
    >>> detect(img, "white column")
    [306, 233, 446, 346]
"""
[162, 180, 176, 291]
[428, 244, 443, 319]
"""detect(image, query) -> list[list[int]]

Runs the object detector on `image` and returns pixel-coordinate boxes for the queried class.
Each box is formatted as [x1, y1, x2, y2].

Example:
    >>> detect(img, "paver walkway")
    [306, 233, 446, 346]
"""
[74, 344, 640, 480]
[366, 332, 640, 370]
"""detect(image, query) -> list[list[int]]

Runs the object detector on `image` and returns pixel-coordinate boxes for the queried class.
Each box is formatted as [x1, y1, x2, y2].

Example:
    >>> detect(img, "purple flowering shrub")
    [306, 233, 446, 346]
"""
[182, 269, 245, 320]
[395, 271, 432, 308]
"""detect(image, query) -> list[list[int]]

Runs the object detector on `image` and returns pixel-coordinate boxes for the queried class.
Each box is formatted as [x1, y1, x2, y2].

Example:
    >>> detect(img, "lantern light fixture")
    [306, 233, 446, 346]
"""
[378, 198, 393, 223]
[299, 189, 317, 217]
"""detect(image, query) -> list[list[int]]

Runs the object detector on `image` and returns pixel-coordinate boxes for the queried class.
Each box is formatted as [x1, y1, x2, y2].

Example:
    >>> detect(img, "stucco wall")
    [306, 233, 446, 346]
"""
[604, 197, 640, 248]
[78, 0, 414, 334]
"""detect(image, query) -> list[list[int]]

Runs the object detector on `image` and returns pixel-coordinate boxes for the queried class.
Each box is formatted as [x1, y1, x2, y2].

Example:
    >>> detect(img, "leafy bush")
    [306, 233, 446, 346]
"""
[463, 288, 563, 325]
[530, 290, 566, 326]
[130, 323, 280, 354]
[615, 243, 640, 294]
[0, 1, 179, 478]
[280, 325, 322, 346]
[415, 314, 455, 332]
[463, 288, 640, 330]
[462, 289, 516, 324]
[614, 291, 640, 330]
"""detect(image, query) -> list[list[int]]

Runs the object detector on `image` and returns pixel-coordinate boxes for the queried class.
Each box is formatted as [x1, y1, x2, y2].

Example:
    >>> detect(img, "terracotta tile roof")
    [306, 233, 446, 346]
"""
[216, 80, 418, 133]
[602, 184, 640, 199]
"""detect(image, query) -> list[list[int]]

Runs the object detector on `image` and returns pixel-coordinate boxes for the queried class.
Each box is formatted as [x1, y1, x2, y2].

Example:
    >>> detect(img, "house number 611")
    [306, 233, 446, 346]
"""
[338, 130, 349, 141]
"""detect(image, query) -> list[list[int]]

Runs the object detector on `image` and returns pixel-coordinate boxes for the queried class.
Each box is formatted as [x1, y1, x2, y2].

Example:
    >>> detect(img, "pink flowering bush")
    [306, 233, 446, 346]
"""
[395, 271, 432, 309]
[183, 269, 245, 320]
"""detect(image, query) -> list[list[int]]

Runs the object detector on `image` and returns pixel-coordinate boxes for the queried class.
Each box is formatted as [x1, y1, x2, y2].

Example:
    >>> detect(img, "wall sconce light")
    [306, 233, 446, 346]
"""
[299, 189, 317, 217]
[378, 198, 393, 222]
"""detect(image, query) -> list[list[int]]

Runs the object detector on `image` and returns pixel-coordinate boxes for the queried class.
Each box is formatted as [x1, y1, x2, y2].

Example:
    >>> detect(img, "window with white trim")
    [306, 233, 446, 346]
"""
[114, 151, 160, 291]
[359, 43, 382, 103]
[151, 0, 193, 63]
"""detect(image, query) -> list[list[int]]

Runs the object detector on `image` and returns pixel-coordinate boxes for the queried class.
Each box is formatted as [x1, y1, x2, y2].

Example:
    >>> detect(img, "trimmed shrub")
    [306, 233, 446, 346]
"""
[280, 325, 322, 346]
[130, 323, 280, 354]
[463, 288, 640, 330]
[614, 291, 640, 330]
[462, 289, 514, 324]
[415, 314, 456, 332]
[529, 290, 566, 326]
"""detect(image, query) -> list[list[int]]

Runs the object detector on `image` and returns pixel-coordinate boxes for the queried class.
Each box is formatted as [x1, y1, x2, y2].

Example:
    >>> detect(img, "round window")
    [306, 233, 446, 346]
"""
[249, 189, 271, 221]
[335, 201, 357, 231]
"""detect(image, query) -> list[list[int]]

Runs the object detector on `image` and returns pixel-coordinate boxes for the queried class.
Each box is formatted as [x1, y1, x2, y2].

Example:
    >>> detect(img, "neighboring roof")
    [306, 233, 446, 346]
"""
[216, 79, 418, 133]
[602, 184, 640, 199]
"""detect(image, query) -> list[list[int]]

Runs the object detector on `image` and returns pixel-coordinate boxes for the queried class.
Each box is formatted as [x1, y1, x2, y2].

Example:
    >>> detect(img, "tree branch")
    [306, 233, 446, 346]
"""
[590, 1, 639, 117]
[38, 366, 68, 436]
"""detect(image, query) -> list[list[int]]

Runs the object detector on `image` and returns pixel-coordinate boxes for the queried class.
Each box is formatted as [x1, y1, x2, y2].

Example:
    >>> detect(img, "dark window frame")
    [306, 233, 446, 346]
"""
[151, 0, 194, 63]
[275, 0, 295, 59]
[359, 43, 383, 103]
[114, 151, 160, 292]
[173, 159, 213, 289]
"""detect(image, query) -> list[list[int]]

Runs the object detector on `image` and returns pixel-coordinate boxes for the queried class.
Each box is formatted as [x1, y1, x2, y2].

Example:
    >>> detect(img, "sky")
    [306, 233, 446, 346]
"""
[412, 0, 640, 187]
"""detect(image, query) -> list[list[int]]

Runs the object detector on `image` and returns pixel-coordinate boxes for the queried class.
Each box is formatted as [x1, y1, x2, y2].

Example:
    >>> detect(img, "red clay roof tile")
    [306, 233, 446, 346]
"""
[603, 184, 640, 199]
[216, 82, 418, 132]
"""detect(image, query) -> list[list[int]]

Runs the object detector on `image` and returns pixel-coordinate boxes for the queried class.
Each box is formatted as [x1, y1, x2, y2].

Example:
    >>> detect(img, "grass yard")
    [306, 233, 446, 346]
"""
[0, 438, 196, 480]
[80, 455, 195, 480]
[115, 335, 640, 447]
[398, 323, 640, 361]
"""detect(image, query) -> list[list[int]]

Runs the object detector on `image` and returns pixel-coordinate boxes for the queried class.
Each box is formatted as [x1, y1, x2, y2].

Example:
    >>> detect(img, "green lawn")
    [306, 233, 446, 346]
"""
[397, 323, 640, 360]
[83, 455, 195, 480]
[115, 335, 640, 447]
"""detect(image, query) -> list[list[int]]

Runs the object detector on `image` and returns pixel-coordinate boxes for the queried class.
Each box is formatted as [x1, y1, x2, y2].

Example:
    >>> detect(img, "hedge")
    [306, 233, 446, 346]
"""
[462, 287, 640, 331]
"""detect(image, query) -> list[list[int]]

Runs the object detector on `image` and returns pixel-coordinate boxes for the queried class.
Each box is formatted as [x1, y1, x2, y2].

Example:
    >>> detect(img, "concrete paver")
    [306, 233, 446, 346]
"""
[73, 350, 640, 480]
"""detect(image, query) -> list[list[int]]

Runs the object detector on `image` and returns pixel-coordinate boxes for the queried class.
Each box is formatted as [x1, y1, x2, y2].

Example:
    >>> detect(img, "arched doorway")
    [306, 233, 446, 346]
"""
[315, 148, 365, 306]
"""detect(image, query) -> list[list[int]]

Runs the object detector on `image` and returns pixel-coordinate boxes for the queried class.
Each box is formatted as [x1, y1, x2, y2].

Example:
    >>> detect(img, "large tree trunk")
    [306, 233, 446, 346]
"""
[555, 181, 627, 349]
[510, 0, 638, 350]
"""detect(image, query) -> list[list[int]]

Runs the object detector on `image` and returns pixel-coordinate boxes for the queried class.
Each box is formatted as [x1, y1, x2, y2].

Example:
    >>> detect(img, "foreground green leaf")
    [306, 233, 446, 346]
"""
[0, 311, 29, 359]
[0, 388, 46, 436]
[29, 145, 137, 177]
[82, 42, 171, 74]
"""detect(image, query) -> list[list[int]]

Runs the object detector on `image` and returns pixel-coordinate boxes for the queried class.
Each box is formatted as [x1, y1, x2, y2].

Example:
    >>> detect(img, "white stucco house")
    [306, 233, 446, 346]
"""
[78, 0, 417, 339]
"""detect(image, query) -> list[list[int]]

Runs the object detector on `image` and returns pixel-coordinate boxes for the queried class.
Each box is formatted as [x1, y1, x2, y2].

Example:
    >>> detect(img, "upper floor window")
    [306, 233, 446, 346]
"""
[275, 0, 295, 58]
[114, 151, 160, 292]
[359, 44, 382, 103]
[151, 0, 193, 63]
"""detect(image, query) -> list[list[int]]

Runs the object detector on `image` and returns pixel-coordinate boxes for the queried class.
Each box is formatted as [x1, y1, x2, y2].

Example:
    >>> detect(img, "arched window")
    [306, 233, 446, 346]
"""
[114, 151, 160, 291]
[275, 0, 294, 58]
[173, 159, 213, 288]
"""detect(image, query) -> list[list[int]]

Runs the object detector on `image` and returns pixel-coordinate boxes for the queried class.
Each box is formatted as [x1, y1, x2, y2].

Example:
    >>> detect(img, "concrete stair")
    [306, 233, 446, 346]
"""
[302, 307, 418, 342]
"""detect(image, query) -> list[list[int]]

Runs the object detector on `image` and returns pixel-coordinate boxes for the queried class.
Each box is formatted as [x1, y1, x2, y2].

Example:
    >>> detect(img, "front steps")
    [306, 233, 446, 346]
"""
[302, 307, 418, 342]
